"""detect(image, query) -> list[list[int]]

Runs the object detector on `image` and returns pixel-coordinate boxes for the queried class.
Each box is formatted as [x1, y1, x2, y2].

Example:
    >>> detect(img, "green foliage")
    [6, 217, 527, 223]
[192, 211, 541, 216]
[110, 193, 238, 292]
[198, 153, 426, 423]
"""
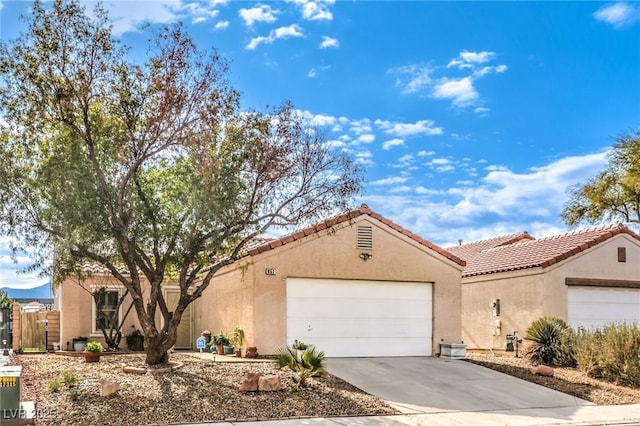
[292, 339, 309, 350]
[212, 332, 230, 346]
[229, 326, 245, 348]
[48, 379, 62, 393]
[524, 317, 574, 367]
[50, 370, 80, 393]
[0, 290, 12, 309]
[59, 370, 79, 387]
[563, 129, 640, 226]
[0, 0, 360, 366]
[574, 323, 640, 387]
[85, 341, 103, 352]
[0, 0, 360, 365]
[276, 342, 326, 388]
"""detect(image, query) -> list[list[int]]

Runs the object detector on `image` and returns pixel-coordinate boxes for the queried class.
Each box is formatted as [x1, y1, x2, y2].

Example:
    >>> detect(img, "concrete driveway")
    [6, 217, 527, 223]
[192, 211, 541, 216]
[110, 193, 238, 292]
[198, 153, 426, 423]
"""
[327, 357, 592, 416]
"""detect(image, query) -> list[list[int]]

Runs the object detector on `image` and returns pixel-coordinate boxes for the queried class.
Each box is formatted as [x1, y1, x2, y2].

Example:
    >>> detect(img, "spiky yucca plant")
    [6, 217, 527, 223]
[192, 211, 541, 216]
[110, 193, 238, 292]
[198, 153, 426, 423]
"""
[276, 342, 326, 388]
[524, 316, 573, 366]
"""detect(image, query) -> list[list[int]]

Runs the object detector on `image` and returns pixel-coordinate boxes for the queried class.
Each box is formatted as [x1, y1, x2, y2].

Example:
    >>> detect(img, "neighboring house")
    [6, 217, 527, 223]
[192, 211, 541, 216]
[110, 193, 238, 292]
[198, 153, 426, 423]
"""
[54, 205, 466, 356]
[448, 225, 640, 350]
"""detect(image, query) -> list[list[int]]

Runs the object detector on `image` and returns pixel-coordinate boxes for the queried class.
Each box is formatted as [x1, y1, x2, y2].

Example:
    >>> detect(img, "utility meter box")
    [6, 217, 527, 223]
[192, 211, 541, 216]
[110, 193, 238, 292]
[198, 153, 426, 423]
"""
[0, 365, 22, 418]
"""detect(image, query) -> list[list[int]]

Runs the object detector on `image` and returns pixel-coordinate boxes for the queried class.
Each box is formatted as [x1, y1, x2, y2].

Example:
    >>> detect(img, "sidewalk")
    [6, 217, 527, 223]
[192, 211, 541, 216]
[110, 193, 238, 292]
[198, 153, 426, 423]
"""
[176, 403, 640, 426]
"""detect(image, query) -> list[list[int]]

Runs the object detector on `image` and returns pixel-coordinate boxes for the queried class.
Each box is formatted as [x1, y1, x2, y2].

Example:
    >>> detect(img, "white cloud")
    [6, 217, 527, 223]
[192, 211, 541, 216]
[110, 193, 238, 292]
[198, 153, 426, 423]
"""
[355, 151, 373, 166]
[375, 119, 443, 137]
[307, 68, 317, 77]
[473, 64, 508, 77]
[390, 185, 412, 193]
[594, 2, 640, 28]
[215, 20, 230, 30]
[288, 0, 335, 21]
[371, 176, 407, 186]
[393, 51, 507, 109]
[474, 107, 490, 115]
[245, 24, 304, 50]
[320, 35, 339, 49]
[432, 77, 478, 107]
[382, 138, 405, 150]
[359, 151, 609, 247]
[391, 65, 433, 94]
[246, 36, 271, 50]
[415, 186, 441, 195]
[356, 134, 376, 144]
[349, 119, 372, 135]
[298, 111, 336, 127]
[274, 24, 303, 38]
[239, 5, 277, 26]
[449, 50, 495, 68]
[417, 150, 435, 157]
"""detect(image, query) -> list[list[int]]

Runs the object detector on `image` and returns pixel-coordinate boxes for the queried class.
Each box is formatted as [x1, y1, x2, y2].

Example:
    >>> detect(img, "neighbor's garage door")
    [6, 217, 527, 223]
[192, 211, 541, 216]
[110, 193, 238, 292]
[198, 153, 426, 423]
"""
[568, 287, 640, 330]
[286, 278, 432, 357]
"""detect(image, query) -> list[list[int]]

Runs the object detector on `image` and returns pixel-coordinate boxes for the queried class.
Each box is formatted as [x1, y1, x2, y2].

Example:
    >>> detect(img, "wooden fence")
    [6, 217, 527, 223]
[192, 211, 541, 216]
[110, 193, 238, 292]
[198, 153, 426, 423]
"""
[10, 303, 60, 352]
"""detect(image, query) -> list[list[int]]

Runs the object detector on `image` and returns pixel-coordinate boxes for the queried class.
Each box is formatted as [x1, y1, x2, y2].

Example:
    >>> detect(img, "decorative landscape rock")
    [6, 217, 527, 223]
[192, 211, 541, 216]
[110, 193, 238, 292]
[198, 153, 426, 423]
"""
[238, 372, 263, 392]
[531, 365, 554, 376]
[99, 378, 120, 397]
[258, 374, 281, 391]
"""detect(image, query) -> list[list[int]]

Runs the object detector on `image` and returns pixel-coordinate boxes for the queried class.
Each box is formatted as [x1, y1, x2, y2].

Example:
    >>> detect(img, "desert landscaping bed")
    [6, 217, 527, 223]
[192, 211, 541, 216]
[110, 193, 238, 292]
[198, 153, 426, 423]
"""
[15, 353, 396, 426]
[466, 352, 640, 405]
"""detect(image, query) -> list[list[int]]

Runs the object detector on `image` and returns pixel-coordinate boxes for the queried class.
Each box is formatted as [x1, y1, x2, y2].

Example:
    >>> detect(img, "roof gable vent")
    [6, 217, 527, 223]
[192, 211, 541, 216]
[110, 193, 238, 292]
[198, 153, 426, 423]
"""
[357, 225, 373, 250]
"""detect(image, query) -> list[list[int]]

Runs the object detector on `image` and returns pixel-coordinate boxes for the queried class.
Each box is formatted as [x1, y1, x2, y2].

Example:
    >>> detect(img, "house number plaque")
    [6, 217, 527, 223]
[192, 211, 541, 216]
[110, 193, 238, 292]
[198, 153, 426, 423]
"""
[265, 268, 276, 276]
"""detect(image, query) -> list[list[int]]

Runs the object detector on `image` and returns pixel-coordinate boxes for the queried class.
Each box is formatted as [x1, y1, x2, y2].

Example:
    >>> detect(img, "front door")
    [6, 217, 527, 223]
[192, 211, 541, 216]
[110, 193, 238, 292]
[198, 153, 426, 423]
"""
[164, 290, 193, 349]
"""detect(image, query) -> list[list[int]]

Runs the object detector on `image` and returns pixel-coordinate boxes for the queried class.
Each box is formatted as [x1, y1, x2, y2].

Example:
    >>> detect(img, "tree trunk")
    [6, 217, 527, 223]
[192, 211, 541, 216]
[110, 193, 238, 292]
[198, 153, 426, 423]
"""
[145, 347, 169, 365]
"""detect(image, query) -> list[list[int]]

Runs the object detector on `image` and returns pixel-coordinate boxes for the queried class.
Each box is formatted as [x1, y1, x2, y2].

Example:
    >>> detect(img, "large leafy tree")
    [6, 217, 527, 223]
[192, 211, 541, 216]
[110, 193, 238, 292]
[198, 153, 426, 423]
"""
[563, 130, 640, 227]
[0, 0, 361, 364]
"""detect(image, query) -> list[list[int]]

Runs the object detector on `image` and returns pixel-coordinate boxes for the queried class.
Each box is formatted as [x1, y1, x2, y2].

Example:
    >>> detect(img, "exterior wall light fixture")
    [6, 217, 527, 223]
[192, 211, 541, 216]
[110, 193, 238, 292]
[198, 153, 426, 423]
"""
[359, 252, 372, 261]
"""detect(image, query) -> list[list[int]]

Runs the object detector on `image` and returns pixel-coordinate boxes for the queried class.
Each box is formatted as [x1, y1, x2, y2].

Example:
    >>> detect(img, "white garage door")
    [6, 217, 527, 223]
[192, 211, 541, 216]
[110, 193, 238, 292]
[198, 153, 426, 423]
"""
[568, 287, 640, 330]
[286, 278, 432, 357]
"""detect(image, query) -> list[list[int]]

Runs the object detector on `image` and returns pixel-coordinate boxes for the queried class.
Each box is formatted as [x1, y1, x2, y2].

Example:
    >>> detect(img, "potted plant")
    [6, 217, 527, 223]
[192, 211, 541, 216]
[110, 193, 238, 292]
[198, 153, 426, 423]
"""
[84, 341, 103, 363]
[72, 336, 88, 352]
[212, 332, 230, 355]
[126, 329, 144, 351]
[229, 326, 245, 357]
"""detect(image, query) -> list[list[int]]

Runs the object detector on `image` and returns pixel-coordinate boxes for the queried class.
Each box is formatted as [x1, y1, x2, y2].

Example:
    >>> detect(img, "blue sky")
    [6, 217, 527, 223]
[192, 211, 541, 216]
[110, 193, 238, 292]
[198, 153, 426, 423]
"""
[1, 0, 639, 288]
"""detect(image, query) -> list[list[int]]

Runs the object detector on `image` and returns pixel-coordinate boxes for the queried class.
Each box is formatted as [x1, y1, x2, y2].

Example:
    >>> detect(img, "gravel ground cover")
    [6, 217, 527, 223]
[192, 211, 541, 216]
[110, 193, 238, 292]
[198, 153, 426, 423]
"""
[466, 352, 640, 405]
[15, 353, 396, 426]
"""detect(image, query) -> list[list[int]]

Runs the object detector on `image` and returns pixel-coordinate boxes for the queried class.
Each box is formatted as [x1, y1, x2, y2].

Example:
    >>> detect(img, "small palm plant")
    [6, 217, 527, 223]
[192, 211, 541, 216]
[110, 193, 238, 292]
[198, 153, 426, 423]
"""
[276, 341, 326, 388]
[524, 316, 573, 366]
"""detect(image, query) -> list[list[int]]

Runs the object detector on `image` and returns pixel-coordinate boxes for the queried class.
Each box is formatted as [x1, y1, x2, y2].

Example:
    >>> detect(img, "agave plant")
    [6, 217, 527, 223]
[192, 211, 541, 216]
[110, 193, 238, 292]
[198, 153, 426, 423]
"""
[276, 342, 326, 388]
[524, 316, 573, 366]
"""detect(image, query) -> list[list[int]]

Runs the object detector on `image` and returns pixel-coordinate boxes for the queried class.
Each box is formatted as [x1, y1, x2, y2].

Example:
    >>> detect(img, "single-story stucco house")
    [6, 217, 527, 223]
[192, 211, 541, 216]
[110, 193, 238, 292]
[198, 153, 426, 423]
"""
[54, 205, 466, 357]
[447, 224, 640, 351]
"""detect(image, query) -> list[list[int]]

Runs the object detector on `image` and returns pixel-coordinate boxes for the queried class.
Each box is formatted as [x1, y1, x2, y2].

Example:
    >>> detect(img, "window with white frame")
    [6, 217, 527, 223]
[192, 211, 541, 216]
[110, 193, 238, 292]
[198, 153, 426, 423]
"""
[92, 288, 122, 334]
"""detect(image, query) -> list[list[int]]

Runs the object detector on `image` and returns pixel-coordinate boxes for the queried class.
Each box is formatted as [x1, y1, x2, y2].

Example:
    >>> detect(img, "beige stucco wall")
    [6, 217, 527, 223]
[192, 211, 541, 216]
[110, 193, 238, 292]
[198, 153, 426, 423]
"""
[462, 234, 640, 350]
[55, 277, 140, 350]
[196, 215, 463, 355]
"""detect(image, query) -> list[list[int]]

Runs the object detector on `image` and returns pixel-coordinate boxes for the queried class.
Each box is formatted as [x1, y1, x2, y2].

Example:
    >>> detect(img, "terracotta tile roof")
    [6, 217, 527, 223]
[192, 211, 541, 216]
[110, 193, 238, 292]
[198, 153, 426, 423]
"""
[446, 232, 534, 262]
[246, 205, 466, 267]
[461, 224, 640, 277]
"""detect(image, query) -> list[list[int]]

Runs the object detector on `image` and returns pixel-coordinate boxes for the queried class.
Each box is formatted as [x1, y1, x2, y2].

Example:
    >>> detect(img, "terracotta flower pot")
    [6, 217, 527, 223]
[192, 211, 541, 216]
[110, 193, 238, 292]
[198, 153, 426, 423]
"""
[84, 351, 100, 363]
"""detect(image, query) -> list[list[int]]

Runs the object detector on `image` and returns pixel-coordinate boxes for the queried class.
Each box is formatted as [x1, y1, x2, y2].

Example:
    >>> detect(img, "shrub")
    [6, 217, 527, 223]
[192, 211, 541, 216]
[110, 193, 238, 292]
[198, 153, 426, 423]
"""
[276, 342, 326, 388]
[85, 341, 103, 352]
[524, 316, 574, 366]
[48, 378, 62, 393]
[59, 370, 79, 387]
[575, 323, 640, 387]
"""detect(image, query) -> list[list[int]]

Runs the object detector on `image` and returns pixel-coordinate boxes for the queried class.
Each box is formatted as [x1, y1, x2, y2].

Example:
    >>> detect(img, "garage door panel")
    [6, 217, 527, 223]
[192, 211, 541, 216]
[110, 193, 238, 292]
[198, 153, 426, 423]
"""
[288, 318, 432, 338]
[287, 278, 433, 357]
[288, 298, 431, 319]
[568, 287, 640, 330]
[301, 338, 431, 357]
[287, 280, 431, 301]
